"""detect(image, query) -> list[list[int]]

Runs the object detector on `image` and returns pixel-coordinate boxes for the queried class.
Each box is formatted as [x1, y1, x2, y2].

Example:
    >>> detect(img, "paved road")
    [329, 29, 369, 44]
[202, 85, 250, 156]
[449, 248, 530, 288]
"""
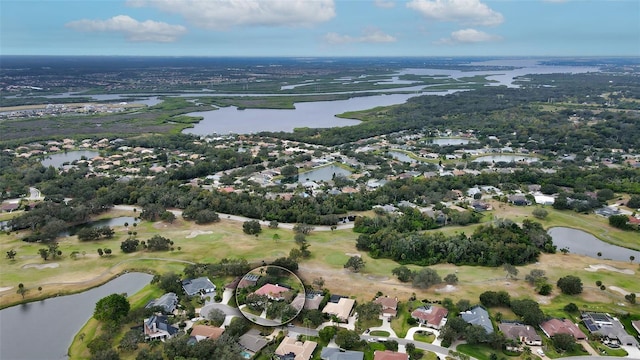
[200, 302, 242, 318]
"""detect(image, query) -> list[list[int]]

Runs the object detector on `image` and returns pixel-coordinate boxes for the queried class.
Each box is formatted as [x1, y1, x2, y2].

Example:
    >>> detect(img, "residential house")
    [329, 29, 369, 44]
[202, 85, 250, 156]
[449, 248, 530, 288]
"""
[290, 293, 306, 311]
[321, 347, 364, 360]
[304, 291, 325, 310]
[275, 337, 317, 360]
[373, 350, 408, 360]
[145, 292, 178, 314]
[253, 283, 291, 301]
[323, 297, 356, 322]
[540, 318, 586, 340]
[508, 194, 529, 206]
[190, 325, 224, 342]
[239, 328, 269, 355]
[411, 305, 448, 330]
[181, 277, 216, 296]
[143, 315, 179, 341]
[374, 296, 398, 318]
[498, 322, 542, 347]
[461, 306, 494, 334]
[581, 312, 638, 347]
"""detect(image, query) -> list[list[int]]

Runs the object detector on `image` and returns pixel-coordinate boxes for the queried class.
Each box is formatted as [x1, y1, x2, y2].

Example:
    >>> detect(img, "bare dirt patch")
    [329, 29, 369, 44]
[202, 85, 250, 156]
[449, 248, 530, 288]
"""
[584, 264, 635, 275]
[22, 263, 60, 270]
[0, 286, 13, 292]
[186, 230, 214, 239]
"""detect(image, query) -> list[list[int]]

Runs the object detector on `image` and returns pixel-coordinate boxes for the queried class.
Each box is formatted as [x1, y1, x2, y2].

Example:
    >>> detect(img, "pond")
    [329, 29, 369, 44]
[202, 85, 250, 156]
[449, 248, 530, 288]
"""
[388, 151, 417, 163]
[472, 155, 538, 163]
[41, 151, 100, 168]
[298, 165, 352, 183]
[59, 216, 138, 237]
[0, 272, 153, 360]
[427, 138, 474, 146]
[548, 227, 640, 261]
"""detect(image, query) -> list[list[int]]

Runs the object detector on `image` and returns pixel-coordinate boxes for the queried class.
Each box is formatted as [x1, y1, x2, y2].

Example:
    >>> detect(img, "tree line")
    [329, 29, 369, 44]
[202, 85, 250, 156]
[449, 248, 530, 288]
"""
[357, 219, 555, 266]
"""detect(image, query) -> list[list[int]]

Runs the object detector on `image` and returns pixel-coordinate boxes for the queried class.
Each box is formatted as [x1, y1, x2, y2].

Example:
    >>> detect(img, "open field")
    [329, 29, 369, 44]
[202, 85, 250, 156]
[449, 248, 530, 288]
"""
[1, 205, 639, 316]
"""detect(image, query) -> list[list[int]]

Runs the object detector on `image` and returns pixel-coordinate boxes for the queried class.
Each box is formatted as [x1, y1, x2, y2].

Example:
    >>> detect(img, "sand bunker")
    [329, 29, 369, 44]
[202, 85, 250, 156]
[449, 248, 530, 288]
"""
[186, 230, 213, 239]
[584, 264, 635, 275]
[436, 284, 457, 292]
[345, 253, 361, 257]
[0, 286, 13, 292]
[609, 286, 639, 297]
[22, 263, 60, 270]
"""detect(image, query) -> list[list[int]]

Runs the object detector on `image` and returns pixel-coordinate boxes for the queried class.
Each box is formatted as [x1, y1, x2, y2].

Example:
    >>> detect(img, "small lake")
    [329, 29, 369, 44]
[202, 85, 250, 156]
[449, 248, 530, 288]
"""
[473, 155, 538, 163]
[41, 151, 100, 168]
[182, 91, 459, 135]
[0, 272, 153, 360]
[548, 227, 640, 261]
[427, 138, 474, 146]
[389, 151, 417, 163]
[59, 216, 138, 237]
[298, 165, 352, 183]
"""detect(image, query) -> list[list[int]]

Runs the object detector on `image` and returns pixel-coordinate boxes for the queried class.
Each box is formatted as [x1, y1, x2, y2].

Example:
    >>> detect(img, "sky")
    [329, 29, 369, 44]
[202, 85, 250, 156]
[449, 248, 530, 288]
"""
[1, 0, 639, 57]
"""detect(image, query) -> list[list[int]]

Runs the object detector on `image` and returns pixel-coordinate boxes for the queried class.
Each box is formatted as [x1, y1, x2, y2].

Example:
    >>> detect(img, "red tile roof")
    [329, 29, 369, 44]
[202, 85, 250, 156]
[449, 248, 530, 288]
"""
[254, 283, 290, 299]
[373, 350, 408, 360]
[540, 319, 586, 340]
[411, 305, 448, 327]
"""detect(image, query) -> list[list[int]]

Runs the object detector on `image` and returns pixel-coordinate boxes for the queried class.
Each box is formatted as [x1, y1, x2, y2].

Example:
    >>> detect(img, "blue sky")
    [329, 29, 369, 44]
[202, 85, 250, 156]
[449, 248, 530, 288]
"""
[1, 0, 639, 56]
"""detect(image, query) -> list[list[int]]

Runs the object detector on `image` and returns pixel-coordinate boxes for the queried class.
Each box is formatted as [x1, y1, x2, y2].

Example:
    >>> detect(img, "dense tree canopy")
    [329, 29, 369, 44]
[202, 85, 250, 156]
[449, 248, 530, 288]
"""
[557, 275, 583, 295]
[357, 219, 554, 267]
[94, 293, 130, 324]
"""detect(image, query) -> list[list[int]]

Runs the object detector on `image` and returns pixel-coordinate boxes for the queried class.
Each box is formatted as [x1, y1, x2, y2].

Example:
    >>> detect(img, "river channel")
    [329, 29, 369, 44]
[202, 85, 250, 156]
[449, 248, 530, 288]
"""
[0, 272, 153, 360]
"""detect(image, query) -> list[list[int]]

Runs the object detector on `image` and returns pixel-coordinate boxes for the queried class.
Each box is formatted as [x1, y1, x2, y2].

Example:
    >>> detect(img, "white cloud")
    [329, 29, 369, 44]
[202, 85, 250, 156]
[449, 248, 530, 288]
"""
[324, 28, 397, 45]
[66, 15, 186, 42]
[436, 28, 501, 44]
[374, 0, 396, 8]
[127, 0, 335, 30]
[407, 0, 503, 26]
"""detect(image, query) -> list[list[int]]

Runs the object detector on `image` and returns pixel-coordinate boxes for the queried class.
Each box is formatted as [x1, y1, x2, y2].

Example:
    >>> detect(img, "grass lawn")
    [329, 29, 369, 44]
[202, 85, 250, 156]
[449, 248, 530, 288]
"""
[391, 302, 413, 338]
[589, 342, 629, 357]
[358, 318, 383, 331]
[413, 332, 435, 343]
[364, 342, 387, 360]
[541, 337, 589, 359]
[67, 283, 164, 360]
[369, 330, 390, 337]
[456, 343, 524, 360]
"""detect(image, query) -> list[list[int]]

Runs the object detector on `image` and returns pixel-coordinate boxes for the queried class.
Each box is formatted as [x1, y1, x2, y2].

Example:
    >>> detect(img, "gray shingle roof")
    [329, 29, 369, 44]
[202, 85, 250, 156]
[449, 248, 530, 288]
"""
[181, 277, 216, 296]
[461, 306, 494, 334]
[321, 347, 364, 360]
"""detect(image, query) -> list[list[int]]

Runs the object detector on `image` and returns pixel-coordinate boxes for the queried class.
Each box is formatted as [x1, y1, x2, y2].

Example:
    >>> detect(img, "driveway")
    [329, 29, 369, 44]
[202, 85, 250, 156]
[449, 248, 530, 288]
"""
[622, 345, 640, 359]
[405, 326, 441, 346]
[578, 340, 599, 356]
[200, 302, 242, 319]
[221, 288, 234, 305]
[365, 315, 398, 338]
